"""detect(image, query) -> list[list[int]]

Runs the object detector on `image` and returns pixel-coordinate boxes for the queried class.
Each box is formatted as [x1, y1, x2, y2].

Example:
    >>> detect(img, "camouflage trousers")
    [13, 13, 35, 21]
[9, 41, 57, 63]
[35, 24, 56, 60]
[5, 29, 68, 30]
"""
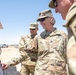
[20, 64, 35, 75]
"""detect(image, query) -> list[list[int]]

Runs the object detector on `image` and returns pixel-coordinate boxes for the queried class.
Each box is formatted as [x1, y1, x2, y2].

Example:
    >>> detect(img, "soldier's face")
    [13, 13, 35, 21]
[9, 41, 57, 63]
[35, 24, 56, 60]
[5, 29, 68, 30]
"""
[54, 0, 72, 20]
[40, 17, 53, 31]
[30, 28, 38, 35]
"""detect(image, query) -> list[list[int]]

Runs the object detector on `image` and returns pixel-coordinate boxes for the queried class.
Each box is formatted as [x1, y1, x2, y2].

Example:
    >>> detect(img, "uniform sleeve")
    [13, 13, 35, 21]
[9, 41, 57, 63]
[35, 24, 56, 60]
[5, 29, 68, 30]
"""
[57, 33, 68, 62]
[63, 33, 68, 63]
[67, 15, 76, 75]
[62, 33, 68, 63]
[33, 35, 38, 51]
[6, 36, 29, 67]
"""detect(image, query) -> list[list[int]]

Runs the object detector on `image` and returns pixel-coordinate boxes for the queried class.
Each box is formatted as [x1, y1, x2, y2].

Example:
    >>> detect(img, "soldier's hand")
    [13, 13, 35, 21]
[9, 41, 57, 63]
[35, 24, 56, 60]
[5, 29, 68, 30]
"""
[1, 63, 9, 70]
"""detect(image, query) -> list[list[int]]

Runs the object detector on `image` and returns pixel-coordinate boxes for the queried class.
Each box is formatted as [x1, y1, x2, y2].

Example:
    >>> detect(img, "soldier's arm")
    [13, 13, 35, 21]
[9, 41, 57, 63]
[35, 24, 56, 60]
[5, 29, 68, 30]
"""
[33, 34, 38, 51]
[63, 33, 68, 62]
[67, 43, 76, 75]
[2, 35, 37, 69]
[67, 15, 76, 74]
[10, 35, 38, 65]
[3, 36, 29, 67]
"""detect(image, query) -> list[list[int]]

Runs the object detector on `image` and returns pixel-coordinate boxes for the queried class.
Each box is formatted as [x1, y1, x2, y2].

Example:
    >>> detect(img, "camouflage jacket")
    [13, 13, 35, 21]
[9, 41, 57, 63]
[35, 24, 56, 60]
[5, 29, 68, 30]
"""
[64, 2, 76, 75]
[34, 28, 67, 75]
[6, 34, 38, 67]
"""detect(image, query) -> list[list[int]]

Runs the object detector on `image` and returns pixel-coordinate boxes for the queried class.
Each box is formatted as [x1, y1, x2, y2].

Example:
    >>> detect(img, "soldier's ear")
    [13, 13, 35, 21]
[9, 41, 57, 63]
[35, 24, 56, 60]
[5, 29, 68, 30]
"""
[36, 28, 38, 31]
[50, 17, 56, 25]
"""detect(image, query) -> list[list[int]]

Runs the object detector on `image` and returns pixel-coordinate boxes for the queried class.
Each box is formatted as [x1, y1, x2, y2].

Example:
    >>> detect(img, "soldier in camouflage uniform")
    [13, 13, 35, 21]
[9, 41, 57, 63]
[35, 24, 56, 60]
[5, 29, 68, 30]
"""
[49, 0, 76, 75]
[20, 22, 38, 75]
[33, 9, 67, 75]
[2, 23, 38, 75]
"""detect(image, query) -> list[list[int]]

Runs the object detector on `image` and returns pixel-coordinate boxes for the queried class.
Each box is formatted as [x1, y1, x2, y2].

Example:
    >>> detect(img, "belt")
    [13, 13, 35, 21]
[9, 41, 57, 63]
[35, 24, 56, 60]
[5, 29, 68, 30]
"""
[25, 50, 37, 53]
[31, 58, 37, 61]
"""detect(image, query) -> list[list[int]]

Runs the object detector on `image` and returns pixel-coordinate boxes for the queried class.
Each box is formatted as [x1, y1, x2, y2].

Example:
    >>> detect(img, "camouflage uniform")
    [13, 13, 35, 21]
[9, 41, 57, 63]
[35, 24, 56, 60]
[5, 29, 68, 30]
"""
[63, 3, 76, 75]
[34, 28, 67, 75]
[5, 23, 38, 75]
[49, 1, 76, 75]
[19, 34, 38, 75]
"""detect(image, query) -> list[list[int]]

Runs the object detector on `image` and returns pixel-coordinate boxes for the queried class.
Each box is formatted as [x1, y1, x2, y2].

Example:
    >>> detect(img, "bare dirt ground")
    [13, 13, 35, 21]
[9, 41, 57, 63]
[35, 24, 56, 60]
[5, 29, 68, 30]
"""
[1, 47, 21, 75]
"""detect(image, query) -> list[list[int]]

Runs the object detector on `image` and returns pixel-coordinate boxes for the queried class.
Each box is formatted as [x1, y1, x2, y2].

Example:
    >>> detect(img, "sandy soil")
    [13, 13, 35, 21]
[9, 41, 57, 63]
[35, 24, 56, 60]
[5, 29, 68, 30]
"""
[1, 47, 21, 75]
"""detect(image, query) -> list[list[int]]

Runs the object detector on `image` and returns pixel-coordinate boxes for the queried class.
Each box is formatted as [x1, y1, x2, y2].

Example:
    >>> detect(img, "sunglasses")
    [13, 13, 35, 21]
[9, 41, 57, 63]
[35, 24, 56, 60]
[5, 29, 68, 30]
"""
[53, 0, 58, 7]
[30, 29, 36, 30]
[39, 17, 48, 22]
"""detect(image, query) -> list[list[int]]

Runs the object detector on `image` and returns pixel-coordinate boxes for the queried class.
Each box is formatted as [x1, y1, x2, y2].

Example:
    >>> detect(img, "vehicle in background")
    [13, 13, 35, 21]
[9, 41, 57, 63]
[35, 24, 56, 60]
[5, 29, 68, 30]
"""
[0, 44, 8, 48]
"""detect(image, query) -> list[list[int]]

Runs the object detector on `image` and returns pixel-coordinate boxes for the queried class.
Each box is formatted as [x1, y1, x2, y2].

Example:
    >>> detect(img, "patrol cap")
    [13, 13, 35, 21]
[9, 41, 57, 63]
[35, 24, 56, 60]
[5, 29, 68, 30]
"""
[49, 0, 56, 8]
[29, 22, 38, 29]
[37, 9, 53, 21]
[0, 22, 3, 29]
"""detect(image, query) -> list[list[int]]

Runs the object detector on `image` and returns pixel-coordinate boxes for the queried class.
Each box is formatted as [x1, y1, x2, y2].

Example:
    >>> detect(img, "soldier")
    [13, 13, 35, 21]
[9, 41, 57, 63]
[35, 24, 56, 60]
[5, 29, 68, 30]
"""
[20, 22, 38, 75]
[49, 0, 76, 75]
[2, 22, 38, 75]
[33, 9, 67, 75]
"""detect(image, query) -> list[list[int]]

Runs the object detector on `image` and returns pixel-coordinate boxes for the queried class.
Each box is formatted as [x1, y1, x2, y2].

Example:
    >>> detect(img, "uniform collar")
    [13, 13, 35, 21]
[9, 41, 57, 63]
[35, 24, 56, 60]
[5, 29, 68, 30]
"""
[66, 2, 76, 20]
[31, 33, 37, 39]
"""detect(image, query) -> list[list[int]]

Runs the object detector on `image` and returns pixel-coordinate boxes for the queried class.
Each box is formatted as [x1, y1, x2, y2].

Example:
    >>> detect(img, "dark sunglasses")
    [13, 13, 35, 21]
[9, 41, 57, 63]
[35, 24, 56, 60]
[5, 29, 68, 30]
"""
[30, 29, 36, 30]
[39, 17, 48, 22]
[53, 0, 58, 7]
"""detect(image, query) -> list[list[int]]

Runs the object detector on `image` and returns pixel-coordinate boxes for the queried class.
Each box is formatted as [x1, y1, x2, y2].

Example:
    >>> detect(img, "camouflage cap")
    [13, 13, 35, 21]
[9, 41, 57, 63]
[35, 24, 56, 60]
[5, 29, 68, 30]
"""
[37, 9, 53, 21]
[48, 0, 56, 8]
[0, 22, 3, 29]
[29, 22, 38, 29]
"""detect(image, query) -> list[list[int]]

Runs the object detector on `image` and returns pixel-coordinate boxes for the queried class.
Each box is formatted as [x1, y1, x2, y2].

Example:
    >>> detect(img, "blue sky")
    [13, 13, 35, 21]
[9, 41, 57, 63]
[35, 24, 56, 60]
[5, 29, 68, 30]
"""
[0, 0, 67, 44]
